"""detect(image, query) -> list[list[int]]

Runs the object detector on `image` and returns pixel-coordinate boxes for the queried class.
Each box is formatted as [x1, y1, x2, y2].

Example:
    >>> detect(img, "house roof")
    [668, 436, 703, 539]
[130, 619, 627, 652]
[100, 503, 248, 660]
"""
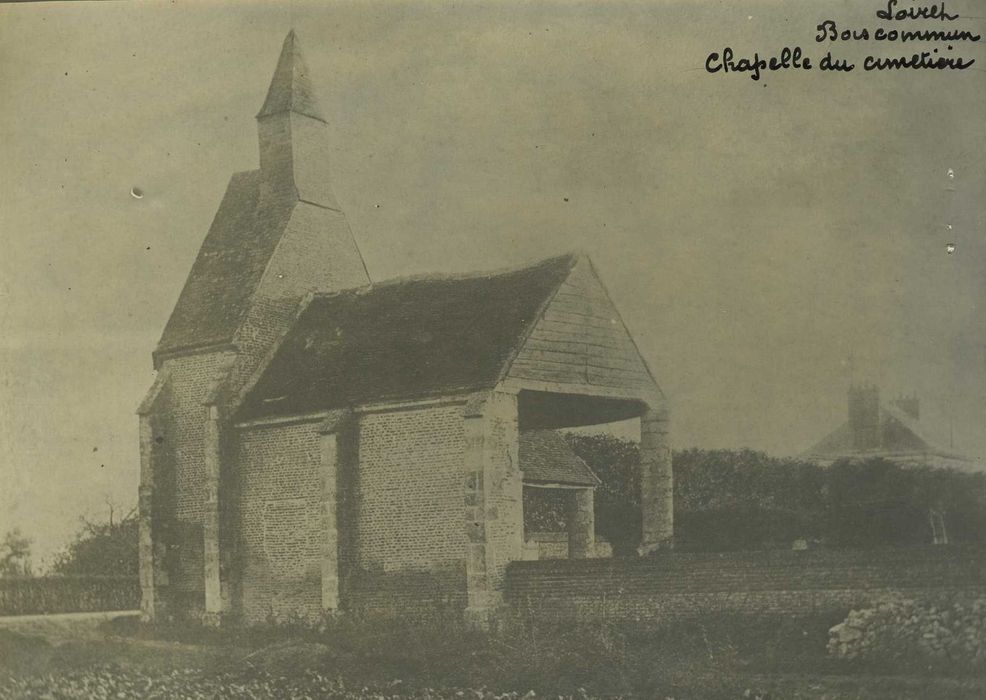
[520, 430, 601, 487]
[154, 171, 295, 359]
[804, 403, 968, 463]
[238, 253, 579, 419]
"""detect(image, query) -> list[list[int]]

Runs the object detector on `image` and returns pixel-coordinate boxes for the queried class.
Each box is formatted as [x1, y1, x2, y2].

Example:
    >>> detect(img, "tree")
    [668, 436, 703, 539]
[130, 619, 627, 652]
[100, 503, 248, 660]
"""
[0, 528, 33, 578]
[52, 508, 139, 577]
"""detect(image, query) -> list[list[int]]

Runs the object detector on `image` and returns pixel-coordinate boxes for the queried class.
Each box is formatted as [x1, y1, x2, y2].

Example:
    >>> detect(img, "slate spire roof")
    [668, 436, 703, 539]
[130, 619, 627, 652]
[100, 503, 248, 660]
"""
[256, 29, 326, 122]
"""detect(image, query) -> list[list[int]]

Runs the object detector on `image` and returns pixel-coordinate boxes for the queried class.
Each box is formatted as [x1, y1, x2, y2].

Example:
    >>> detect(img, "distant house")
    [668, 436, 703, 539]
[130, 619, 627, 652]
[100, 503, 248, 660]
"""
[137, 31, 671, 628]
[803, 385, 972, 471]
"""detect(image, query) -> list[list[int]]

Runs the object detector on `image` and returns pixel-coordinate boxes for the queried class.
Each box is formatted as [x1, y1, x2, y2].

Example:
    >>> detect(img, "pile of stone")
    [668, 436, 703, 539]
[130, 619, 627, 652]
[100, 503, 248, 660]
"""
[828, 595, 986, 666]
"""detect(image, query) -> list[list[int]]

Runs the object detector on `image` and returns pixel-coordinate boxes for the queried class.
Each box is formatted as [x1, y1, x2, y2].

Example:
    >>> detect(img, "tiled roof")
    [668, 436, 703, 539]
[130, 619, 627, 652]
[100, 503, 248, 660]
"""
[520, 430, 601, 487]
[154, 171, 294, 359]
[238, 254, 578, 419]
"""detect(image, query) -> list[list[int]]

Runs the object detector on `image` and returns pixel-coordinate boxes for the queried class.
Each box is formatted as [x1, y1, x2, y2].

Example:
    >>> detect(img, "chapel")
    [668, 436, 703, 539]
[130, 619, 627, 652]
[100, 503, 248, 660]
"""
[138, 31, 672, 625]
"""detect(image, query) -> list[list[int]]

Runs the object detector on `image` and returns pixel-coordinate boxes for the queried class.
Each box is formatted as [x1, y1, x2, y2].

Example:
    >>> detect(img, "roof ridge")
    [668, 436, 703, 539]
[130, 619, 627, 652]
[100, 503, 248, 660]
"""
[310, 252, 580, 300]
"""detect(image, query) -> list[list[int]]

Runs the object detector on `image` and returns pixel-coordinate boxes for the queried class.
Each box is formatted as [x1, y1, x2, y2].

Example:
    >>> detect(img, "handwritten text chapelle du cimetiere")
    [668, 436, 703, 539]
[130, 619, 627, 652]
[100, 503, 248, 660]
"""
[705, 1, 980, 81]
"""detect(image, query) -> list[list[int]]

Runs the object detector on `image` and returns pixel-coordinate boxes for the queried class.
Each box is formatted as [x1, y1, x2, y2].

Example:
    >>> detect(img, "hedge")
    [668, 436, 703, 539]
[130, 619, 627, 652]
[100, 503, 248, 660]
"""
[0, 576, 139, 616]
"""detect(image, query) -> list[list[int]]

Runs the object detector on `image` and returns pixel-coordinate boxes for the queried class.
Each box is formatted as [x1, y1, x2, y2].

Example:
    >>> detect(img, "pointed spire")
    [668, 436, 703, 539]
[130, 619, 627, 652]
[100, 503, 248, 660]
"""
[257, 29, 326, 122]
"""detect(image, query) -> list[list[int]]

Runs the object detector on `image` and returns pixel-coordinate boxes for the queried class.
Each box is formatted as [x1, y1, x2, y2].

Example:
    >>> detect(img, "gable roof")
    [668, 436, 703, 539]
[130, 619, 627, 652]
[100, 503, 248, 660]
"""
[155, 170, 295, 360]
[505, 254, 660, 399]
[238, 254, 578, 420]
[519, 430, 601, 487]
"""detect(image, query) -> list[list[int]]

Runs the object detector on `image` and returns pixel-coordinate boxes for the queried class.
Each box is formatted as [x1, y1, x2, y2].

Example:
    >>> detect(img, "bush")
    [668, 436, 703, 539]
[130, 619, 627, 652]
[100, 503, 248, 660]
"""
[828, 595, 986, 667]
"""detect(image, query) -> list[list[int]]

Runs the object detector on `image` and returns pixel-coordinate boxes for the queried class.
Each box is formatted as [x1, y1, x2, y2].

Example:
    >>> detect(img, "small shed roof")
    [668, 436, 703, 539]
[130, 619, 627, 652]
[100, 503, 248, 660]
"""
[520, 430, 601, 487]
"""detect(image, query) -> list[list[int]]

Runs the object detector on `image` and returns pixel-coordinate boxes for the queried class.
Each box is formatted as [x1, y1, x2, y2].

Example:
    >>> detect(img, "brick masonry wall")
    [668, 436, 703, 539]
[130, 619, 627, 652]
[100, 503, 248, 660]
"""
[236, 421, 323, 624]
[355, 405, 466, 572]
[158, 351, 235, 611]
[345, 567, 468, 619]
[348, 404, 470, 615]
[505, 546, 986, 624]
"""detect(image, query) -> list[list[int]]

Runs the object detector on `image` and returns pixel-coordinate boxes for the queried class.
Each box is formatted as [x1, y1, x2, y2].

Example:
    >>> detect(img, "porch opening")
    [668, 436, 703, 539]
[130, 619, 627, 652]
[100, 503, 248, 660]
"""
[516, 390, 654, 560]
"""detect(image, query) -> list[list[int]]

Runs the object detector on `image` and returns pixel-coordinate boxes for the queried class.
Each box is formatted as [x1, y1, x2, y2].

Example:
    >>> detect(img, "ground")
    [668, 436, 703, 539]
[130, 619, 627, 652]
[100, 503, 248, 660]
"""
[2, 612, 986, 699]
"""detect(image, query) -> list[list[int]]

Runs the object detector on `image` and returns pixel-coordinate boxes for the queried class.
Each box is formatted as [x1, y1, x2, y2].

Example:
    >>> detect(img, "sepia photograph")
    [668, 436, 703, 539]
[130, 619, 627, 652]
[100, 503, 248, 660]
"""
[1, 0, 984, 697]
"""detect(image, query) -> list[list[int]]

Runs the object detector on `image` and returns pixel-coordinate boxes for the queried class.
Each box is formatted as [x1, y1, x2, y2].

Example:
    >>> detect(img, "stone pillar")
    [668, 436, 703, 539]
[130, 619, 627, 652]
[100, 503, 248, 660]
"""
[138, 414, 156, 621]
[463, 396, 492, 628]
[318, 424, 342, 612]
[639, 405, 673, 554]
[202, 404, 223, 619]
[462, 392, 522, 628]
[566, 488, 595, 559]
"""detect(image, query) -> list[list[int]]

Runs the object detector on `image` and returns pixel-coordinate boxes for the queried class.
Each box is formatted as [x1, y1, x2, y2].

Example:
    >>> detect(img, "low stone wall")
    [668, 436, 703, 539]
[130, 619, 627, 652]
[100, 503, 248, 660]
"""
[504, 546, 986, 624]
[525, 532, 613, 561]
[527, 532, 568, 560]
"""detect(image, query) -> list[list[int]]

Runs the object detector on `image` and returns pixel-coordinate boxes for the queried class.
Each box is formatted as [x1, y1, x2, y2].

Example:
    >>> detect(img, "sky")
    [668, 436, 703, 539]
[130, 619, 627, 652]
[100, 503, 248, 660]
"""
[1, 0, 984, 565]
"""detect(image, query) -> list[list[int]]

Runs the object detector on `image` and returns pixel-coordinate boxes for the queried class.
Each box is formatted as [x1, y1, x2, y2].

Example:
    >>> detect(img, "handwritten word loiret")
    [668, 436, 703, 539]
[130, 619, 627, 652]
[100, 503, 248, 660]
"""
[876, 1, 958, 22]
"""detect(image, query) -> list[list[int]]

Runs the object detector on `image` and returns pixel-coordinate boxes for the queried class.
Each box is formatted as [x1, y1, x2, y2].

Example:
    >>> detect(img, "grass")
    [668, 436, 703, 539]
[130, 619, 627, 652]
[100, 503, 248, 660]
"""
[2, 612, 986, 698]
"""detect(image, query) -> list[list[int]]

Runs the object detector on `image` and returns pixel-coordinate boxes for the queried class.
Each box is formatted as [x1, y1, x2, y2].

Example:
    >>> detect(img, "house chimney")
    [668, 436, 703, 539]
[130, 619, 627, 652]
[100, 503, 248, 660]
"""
[848, 384, 881, 451]
[891, 393, 919, 420]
